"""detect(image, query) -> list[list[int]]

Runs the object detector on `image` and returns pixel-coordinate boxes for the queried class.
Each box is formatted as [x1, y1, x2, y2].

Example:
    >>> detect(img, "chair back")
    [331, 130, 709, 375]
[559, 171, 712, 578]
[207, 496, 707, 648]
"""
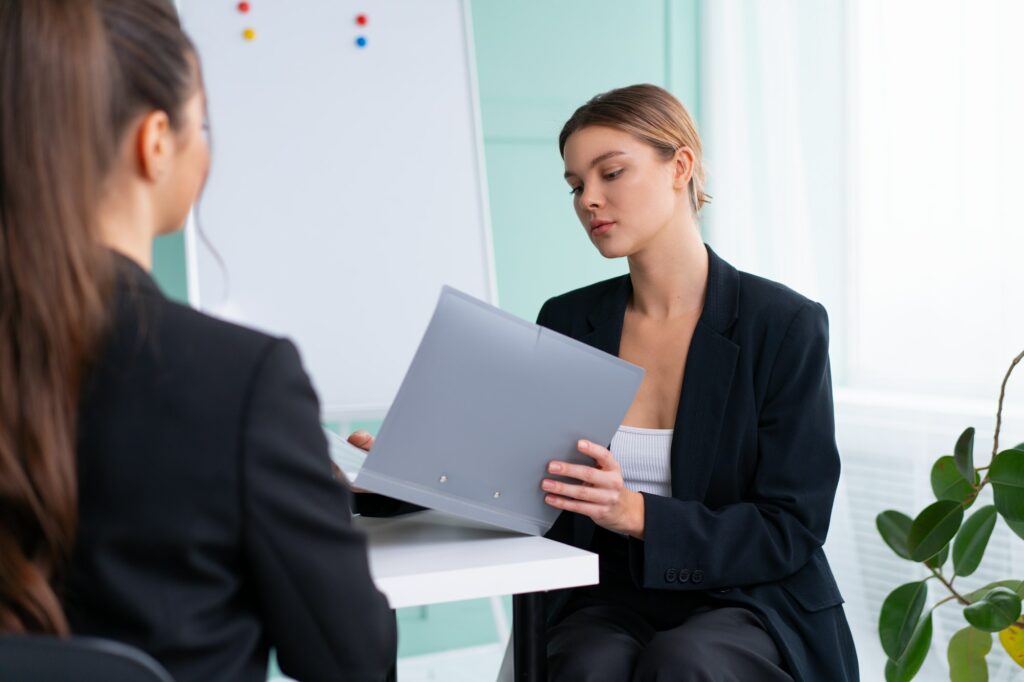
[0, 635, 174, 682]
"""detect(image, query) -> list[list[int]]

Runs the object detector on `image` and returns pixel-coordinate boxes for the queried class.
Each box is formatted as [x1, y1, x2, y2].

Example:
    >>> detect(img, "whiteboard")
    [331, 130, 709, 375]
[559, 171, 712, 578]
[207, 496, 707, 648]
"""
[178, 0, 496, 417]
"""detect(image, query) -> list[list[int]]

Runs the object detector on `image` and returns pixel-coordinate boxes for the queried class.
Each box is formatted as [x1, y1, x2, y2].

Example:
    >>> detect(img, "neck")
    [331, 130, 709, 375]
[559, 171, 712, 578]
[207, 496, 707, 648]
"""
[626, 215, 708, 320]
[97, 182, 156, 271]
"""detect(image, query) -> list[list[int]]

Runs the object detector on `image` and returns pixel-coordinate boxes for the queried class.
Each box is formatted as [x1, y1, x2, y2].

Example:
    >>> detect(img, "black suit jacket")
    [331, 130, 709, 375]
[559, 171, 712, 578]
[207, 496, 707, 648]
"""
[537, 246, 858, 682]
[64, 254, 396, 681]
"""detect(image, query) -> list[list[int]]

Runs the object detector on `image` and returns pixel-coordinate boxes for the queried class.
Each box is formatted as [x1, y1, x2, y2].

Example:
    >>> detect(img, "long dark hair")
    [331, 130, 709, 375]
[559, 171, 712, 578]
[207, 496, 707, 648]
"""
[0, 0, 196, 634]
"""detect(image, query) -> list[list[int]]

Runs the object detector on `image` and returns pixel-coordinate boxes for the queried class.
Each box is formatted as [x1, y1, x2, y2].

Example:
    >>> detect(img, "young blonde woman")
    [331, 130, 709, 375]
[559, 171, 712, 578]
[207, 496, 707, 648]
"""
[532, 84, 858, 681]
[0, 1, 394, 679]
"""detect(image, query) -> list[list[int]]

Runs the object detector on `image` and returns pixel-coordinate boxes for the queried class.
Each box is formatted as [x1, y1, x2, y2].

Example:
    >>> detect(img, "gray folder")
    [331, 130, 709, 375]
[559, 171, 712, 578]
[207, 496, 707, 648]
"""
[356, 287, 643, 536]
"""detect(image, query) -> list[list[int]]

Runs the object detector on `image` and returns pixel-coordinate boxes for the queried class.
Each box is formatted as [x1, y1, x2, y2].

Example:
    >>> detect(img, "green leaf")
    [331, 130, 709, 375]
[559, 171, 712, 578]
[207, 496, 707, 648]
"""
[948, 626, 991, 682]
[964, 580, 1024, 604]
[953, 505, 998, 577]
[931, 455, 976, 504]
[1006, 518, 1024, 542]
[964, 587, 1023, 632]
[879, 581, 929, 659]
[926, 543, 949, 570]
[877, 511, 914, 560]
[954, 427, 977, 485]
[908, 500, 965, 562]
[885, 612, 933, 682]
[990, 449, 1024, 521]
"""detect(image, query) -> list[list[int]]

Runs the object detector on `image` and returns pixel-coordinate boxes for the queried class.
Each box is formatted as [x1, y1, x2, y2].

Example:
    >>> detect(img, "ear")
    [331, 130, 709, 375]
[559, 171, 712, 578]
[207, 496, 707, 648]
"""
[135, 110, 173, 183]
[671, 146, 695, 191]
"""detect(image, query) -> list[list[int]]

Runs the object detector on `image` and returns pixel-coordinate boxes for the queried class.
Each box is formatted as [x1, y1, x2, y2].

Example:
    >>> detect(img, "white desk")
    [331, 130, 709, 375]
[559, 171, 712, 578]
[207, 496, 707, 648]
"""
[357, 510, 598, 680]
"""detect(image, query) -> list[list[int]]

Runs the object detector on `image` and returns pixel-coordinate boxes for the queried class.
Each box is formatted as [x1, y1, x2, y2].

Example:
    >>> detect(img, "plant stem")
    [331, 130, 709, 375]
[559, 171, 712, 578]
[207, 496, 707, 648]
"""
[929, 566, 970, 605]
[934, 594, 959, 608]
[993, 349, 1024, 459]
[963, 476, 990, 506]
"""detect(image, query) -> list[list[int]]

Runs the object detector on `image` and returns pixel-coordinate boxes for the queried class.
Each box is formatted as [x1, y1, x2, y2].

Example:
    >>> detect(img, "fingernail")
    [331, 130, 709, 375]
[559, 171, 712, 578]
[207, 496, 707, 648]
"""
[578, 439, 588, 450]
[542, 480, 554, 491]
[549, 462, 562, 473]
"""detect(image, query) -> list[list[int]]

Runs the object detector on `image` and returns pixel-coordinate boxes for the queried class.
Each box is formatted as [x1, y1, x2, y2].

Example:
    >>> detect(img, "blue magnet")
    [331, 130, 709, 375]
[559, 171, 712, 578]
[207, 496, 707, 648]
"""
[355, 36, 367, 48]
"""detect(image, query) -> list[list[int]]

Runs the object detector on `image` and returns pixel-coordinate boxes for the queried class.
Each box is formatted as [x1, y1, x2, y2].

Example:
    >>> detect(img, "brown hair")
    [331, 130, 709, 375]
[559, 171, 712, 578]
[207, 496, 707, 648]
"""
[0, 0, 195, 634]
[559, 83, 709, 214]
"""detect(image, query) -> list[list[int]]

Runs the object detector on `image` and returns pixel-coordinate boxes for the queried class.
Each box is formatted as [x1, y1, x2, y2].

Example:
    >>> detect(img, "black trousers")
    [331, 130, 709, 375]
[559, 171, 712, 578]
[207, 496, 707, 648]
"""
[547, 601, 793, 682]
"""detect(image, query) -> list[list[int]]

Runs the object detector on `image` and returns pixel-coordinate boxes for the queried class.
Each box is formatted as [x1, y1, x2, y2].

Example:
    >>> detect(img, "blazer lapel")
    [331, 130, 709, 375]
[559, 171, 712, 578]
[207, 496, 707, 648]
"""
[574, 247, 742, 506]
[580, 275, 632, 356]
[670, 247, 741, 501]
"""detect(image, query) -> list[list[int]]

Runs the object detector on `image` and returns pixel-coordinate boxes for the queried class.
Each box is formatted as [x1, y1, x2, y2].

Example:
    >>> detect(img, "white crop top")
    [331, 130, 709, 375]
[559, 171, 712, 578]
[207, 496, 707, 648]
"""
[609, 425, 673, 497]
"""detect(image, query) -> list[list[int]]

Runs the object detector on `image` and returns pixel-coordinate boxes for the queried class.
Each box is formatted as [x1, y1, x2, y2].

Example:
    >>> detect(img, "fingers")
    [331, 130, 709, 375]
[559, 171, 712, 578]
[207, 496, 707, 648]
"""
[543, 493, 605, 518]
[547, 440, 619, 484]
[576, 439, 616, 468]
[347, 430, 375, 451]
[547, 460, 606, 485]
[541, 478, 617, 505]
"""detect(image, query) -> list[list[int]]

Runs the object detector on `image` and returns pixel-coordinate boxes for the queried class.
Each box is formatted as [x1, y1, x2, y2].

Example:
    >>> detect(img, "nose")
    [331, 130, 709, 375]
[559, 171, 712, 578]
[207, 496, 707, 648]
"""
[580, 184, 603, 211]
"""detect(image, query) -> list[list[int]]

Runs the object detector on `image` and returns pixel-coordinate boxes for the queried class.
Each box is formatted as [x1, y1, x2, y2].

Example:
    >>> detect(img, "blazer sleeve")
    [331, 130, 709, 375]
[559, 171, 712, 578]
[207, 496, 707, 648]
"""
[634, 301, 841, 590]
[241, 338, 397, 681]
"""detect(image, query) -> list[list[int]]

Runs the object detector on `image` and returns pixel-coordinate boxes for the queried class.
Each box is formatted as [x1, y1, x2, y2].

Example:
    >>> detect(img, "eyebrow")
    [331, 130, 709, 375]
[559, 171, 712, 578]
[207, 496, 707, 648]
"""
[563, 150, 627, 179]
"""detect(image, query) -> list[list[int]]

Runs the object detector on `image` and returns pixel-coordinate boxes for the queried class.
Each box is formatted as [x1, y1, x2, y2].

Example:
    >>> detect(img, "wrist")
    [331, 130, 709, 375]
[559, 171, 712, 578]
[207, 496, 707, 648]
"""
[629, 490, 645, 540]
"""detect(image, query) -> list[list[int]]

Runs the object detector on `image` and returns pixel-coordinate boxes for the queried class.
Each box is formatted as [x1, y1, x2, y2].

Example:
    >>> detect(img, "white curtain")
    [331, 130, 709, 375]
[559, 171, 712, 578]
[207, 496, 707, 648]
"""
[701, 2, 1024, 679]
[848, 0, 1024, 400]
[700, 0, 848, 379]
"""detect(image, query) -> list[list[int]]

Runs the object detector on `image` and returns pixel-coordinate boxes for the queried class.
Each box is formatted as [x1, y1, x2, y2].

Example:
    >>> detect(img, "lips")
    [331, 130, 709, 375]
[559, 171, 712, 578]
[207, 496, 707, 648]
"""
[589, 219, 615, 235]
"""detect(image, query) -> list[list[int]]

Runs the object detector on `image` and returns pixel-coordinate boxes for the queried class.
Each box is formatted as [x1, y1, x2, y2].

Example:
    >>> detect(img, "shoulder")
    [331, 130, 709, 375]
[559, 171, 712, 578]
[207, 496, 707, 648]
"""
[536, 274, 627, 329]
[156, 291, 281, 355]
[735, 271, 827, 339]
[111, 284, 303, 389]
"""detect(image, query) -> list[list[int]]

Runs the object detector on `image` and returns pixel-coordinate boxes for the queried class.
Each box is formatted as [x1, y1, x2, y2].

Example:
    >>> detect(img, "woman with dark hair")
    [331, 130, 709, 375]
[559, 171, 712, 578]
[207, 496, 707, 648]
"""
[531, 84, 859, 681]
[0, 1, 395, 679]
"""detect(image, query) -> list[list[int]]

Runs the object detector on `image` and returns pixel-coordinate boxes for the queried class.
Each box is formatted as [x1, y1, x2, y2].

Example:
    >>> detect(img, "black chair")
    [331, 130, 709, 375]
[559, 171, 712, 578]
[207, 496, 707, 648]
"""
[0, 635, 174, 682]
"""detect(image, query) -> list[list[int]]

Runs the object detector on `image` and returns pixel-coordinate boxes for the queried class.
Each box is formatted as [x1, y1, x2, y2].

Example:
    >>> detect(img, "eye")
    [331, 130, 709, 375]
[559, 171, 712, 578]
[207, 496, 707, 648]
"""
[569, 184, 582, 196]
[604, 168, 624, 181]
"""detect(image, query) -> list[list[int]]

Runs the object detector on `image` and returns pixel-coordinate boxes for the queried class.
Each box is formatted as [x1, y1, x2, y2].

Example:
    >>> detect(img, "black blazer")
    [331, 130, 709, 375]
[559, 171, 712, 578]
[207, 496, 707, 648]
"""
[537, 246, 858, 682]
[64, 255, 396, 681]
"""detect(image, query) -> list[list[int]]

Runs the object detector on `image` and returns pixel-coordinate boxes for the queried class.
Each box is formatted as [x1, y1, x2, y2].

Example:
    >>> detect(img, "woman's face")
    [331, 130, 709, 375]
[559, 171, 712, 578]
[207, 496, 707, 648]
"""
[562, 125, 688, 259]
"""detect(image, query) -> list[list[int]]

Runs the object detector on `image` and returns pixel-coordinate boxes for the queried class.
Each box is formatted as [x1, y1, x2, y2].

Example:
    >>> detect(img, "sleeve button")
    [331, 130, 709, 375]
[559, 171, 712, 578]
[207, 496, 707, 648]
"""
[692, 570, 704, 584]
[678, 569, 690, 583]
[665, 568, 677, 582]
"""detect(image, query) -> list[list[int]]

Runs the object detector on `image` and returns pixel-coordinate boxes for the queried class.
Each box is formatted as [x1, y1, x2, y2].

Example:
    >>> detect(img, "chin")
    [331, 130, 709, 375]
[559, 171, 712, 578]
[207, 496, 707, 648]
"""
[592, 239, 632, 260]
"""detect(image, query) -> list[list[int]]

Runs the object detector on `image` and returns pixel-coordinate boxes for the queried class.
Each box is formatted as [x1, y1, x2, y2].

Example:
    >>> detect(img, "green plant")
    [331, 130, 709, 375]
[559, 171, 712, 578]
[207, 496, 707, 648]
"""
[876, 350, 1024, 681]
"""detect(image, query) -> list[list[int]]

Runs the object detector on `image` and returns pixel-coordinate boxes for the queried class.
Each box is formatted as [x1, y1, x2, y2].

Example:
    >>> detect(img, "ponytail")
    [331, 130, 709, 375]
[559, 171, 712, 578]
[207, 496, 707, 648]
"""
[0, 0, 195, 634]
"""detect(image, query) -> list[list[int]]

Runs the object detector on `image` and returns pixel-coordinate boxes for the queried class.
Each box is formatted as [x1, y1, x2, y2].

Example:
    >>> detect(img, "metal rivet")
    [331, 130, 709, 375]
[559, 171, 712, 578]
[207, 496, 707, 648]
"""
[493, 491, 501, 499]
[439, 475, 448, 483]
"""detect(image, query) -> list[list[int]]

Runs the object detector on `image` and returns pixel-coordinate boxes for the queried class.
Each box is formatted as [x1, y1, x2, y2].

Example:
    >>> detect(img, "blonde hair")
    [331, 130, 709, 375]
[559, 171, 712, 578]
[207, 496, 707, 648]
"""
[558, 84, 709, 213]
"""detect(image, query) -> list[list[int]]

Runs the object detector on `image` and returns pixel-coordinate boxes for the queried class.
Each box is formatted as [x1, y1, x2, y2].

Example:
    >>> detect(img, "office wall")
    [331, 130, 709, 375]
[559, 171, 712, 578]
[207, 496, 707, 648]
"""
[152, 1, 700, 674]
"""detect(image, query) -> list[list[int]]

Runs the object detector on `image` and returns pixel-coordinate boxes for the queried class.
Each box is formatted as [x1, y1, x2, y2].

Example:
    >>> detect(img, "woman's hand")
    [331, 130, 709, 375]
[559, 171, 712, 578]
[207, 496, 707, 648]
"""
[345, 430, 375, 493]
[347, 430, 375, 451]
[542, 439, 645, 539]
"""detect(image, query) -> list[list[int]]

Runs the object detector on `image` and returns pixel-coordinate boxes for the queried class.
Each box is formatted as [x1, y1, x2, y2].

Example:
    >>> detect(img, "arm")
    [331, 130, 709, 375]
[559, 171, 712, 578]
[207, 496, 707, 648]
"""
[635, 301, 840, 589]
[242, 339, 396, 680]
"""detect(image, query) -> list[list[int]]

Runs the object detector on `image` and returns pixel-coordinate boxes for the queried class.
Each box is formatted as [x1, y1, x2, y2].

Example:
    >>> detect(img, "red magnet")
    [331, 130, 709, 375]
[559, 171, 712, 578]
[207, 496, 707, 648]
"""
[237, 1, 250, 13]
[356, 14, 368, 26]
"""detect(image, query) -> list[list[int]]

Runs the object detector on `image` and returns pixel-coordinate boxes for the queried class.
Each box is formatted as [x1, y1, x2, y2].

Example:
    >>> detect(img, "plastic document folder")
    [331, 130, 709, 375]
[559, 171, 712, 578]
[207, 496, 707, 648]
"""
[356, 286, 644, 536]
